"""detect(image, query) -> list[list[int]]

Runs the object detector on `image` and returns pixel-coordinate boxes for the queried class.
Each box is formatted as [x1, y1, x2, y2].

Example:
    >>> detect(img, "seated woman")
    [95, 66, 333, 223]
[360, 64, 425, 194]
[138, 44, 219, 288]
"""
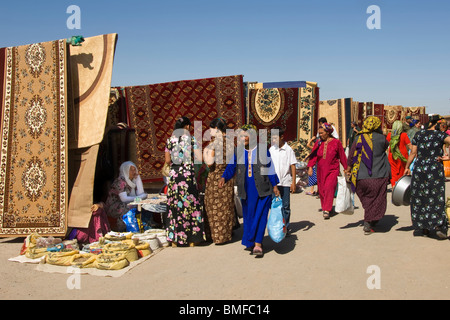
[69, 203, 111, 245]
[104, 161, 148, 231]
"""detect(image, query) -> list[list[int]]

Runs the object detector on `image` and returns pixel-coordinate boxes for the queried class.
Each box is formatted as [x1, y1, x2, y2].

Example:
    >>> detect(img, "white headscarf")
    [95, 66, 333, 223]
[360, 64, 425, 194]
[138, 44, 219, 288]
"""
[120, 161, 137, 188]
[119, 161, 145, 196]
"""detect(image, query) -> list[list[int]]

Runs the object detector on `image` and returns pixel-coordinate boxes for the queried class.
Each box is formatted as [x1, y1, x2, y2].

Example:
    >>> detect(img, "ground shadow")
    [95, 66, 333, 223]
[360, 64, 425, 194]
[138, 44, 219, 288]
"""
[0, 237, 25, 244]
[228, 219, 315, 255]
[340, 214, 399, 233]
[263, 220, 315, 255]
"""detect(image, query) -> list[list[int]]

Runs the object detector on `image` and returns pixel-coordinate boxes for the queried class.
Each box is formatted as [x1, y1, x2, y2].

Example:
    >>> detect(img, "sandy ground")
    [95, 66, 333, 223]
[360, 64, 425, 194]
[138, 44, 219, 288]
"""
[1, 185, 450, 301]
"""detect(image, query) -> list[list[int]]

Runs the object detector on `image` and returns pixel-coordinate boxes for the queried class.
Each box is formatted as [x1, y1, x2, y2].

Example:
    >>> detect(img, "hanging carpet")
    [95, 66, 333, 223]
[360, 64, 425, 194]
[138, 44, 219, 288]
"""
[123, 75, 245, 183]
[0, 40, 68, 236]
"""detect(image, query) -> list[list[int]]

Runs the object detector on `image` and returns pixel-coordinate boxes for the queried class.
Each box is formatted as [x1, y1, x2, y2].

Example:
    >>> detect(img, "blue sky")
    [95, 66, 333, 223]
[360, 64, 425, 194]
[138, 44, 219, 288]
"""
[1, 0, 449, 114]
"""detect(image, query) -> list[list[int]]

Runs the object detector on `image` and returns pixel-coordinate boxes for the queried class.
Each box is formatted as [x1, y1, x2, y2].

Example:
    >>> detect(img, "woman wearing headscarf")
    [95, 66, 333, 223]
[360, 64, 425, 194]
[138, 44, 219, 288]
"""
[307, 123, 347, 220]
[203, 118, 236, 245]
[407, 119, 420, 142]
[164, 116, 206, 247]
[345, 116, 391, 235]
[386, 120, 411, 187]
[404, 115, 450, 239]
[219, 124, 280, 257]
[437, 119, 450, 157]
[104, 161, 148, 231]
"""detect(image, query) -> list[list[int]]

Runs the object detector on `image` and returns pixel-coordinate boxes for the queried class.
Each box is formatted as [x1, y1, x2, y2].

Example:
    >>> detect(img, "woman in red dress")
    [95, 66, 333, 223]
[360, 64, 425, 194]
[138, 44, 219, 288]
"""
[386, 120, 411, 187]
[307, 124, 347, 219]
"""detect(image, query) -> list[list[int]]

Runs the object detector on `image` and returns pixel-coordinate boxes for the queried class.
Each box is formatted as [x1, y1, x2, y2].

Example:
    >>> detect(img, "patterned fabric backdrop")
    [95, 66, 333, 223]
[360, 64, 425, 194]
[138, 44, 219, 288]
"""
[292, 84, 318, 161]
[68, 34, 117, 150]
[67, 34, 118, 230]
[404, 106, 426, 119]
[247, 82, 318, 161]
[318, 98, 352, 147]
[123, 75, 245, 182]
[0, 40, 67, 236]
[248, 87, 299, 141]
[383, 105, 404, 131]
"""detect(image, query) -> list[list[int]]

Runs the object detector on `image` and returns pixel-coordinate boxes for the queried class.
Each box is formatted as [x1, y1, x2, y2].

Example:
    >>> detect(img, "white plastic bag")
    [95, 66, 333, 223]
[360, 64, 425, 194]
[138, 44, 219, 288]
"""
[335, 176, 354, 214]
[267, 197, 286, 243]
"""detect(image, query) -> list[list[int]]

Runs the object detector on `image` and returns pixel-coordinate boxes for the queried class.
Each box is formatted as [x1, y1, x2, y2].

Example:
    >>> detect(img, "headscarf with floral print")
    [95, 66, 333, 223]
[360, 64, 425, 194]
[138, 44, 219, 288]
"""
[321, 123, 334, 136]
[350, 116, 382, 192]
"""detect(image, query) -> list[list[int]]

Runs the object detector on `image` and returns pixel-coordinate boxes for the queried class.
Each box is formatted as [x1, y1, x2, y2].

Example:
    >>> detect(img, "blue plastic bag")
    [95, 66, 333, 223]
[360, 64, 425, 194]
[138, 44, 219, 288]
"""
[267, 197, 286, 243]
[122, 208, 140, 233]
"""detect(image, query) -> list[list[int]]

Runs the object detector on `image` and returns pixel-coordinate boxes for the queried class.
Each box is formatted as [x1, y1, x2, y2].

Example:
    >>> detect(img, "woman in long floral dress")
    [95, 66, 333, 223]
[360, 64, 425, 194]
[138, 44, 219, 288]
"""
[404, 115, 450, 239]
[203, 118, 235, 245]
[164, 117, 206, 246]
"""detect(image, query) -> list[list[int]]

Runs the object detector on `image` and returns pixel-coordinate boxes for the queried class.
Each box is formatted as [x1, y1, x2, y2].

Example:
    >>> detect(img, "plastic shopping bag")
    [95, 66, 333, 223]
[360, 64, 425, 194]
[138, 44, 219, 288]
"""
[267, 197, 286, 243]
[122, 208, 141, 233]
[335, 176, 354, 214]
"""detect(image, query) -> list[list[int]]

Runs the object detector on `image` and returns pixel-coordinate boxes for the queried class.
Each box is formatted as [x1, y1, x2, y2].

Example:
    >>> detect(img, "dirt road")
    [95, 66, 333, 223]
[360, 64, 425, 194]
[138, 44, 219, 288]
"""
[1, 186, 450, 301]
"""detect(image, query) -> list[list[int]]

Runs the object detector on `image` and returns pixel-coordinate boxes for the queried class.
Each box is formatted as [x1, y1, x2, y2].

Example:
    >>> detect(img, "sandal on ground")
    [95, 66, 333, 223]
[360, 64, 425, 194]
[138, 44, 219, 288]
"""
[323, 211, 330, 220]
[435, 228, 448, 240]
[363, 222, 374, 235]
[252, 246, 264, 258]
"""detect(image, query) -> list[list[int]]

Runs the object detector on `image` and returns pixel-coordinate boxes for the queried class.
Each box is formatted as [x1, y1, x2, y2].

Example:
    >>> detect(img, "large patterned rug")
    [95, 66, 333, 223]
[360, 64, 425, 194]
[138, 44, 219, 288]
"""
[0, 40, 68, 236]
[404, 106, 426, 119]
[383, 105, 404, 131]
[68, 33, 117, 150]
[247, 82, 318, 161]
[123, 75, 245, 183]
[318, 98, 353, 147]
[66, 34, 118, 229]
[248, 87, 299, 141]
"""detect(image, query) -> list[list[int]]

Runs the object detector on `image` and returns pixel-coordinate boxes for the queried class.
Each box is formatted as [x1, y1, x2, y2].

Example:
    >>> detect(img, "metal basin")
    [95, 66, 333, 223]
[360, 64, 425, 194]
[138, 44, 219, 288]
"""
[392, 175, 412, 207]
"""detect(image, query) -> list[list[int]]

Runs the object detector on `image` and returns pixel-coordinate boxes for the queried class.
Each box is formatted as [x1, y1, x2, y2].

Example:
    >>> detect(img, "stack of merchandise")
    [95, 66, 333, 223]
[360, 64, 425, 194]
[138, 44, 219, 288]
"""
[18, 230, 165, 271]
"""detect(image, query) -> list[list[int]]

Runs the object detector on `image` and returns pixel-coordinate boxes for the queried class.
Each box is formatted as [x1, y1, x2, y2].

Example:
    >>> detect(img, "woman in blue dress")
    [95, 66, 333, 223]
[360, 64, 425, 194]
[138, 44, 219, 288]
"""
[219, 125, 279, 257]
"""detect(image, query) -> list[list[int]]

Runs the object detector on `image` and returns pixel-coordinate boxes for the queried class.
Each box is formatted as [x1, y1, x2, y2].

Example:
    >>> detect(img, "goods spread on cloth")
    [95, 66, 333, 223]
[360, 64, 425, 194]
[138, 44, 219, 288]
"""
[0, 40, 68, 236]
[11, 231, 166, 277]
[122, 75, 245, 183]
